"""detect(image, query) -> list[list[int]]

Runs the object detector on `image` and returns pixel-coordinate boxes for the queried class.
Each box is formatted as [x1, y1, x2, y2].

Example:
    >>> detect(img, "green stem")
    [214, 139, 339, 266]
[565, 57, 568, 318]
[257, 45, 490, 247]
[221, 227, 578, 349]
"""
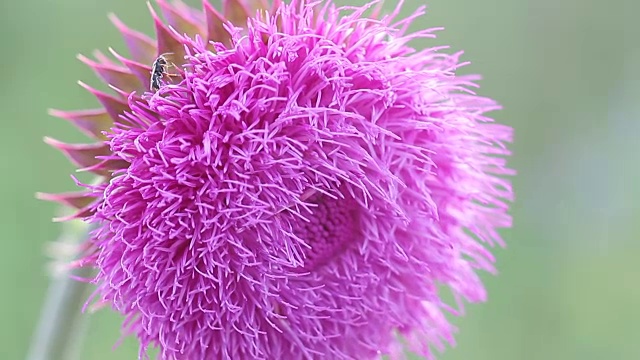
[27, 220, 94, 360]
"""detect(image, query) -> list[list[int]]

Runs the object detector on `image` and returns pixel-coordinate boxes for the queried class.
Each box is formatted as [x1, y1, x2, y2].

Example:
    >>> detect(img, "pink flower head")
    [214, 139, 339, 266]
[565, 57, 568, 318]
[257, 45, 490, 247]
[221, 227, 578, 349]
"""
[40, 0, 514, 358]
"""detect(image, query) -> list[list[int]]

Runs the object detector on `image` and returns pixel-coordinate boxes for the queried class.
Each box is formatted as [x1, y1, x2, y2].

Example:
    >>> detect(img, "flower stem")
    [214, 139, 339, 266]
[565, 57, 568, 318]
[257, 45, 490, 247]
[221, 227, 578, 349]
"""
[27, 220, 94, 360]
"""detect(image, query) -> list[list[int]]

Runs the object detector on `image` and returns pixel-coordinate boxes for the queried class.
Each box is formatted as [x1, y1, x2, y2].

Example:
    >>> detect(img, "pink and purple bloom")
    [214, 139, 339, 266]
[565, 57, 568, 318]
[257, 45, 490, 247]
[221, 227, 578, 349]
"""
[40, 0, 514, 358]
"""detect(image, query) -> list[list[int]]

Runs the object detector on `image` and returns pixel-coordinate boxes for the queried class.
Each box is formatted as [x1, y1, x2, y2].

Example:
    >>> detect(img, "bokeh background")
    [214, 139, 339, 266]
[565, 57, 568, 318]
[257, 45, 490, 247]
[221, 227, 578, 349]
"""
[2, 0, 637, 359]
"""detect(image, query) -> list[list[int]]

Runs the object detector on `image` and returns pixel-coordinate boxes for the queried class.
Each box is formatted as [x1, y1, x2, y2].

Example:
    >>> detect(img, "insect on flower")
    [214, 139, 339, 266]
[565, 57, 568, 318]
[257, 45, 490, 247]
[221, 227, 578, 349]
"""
[41, 1, 514, 358]
[150, 52, 177, 91]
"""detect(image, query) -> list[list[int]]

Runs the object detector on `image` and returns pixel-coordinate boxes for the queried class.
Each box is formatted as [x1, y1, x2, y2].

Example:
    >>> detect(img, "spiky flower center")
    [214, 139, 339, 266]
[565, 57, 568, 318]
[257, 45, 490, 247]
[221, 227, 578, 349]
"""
[292, 193, 361, 271]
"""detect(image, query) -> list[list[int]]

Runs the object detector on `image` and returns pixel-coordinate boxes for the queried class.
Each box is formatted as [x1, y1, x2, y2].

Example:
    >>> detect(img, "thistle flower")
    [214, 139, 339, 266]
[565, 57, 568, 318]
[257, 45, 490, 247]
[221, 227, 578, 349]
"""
[39, 0, 514, 359]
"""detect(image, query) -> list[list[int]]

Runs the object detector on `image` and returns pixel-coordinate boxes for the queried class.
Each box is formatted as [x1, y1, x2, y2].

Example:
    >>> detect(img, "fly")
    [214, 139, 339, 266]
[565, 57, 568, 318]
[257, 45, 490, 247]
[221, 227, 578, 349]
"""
[150, 53, 175, 91]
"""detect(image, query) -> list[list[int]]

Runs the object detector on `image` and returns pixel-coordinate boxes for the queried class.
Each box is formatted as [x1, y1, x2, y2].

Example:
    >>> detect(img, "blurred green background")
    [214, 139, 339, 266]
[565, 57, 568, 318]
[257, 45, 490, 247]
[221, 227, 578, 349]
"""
[1, 0, 637, 359]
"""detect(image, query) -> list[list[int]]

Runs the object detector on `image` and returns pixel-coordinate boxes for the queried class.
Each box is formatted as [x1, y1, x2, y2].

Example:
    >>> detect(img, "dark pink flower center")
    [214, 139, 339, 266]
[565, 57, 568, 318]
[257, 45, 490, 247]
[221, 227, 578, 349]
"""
[292, 193, 361, 271]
